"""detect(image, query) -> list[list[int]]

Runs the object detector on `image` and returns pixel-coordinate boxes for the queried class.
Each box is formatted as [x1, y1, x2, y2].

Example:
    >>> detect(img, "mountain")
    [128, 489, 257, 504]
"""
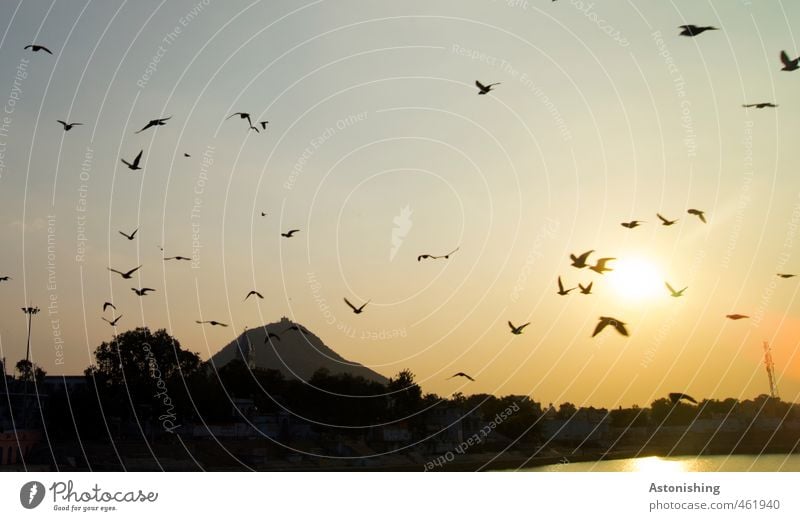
[208, 317, 387, 384]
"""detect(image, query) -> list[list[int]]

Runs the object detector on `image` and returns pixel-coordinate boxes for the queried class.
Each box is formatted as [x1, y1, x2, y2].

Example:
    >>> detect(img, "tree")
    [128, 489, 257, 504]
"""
[15, 359, 45, 383]
[387, 369, 422, 416]
[85, 328, 202, 430]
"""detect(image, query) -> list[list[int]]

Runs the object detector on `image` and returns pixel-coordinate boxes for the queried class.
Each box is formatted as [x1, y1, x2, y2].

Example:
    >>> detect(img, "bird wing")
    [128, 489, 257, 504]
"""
[698, 212, 706, 223]
[57, 120, 67, 127]
[592, 320, 607, 337]
[508, 321, 516, 331]
[124, 265, 142, 277]
[118, 230, 129, 239]
[613, 321, 629, 336]
[475, 80, 486, 90]
[42, 46, 53, 54]
[343, 298, 357, 311]
[107, 268, 123, 276]
[578, 250, 593, 263]
[557, 276, 565, 292]
[417, 255, 429, 261]
[133, 150, 143, 165]
[665, 282, 676, 294]
[135, 122, 152, 133]
[519, 322, 530, 331]
[781, 50, 791, 66]
[657, 213, 667, 223]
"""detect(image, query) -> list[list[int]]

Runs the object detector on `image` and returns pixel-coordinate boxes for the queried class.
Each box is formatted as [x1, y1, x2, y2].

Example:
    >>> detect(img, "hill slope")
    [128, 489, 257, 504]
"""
[209, 317, 387, 384]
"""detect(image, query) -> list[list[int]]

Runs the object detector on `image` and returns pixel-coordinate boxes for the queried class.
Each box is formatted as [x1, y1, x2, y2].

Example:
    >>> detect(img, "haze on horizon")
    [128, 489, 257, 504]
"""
[0, 0, 799, 409]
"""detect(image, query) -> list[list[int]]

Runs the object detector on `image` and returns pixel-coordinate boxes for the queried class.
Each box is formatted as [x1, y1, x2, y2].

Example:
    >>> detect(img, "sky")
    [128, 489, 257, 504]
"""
[0, 0, 799, 408]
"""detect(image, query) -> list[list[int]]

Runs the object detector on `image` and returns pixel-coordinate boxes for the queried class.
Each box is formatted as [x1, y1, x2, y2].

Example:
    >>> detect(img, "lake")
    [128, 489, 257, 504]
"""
[518, 454, 800, 472]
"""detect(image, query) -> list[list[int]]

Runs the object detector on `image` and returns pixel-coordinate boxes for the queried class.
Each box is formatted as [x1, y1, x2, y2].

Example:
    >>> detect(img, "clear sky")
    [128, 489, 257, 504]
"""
[1, 0, 799, 408]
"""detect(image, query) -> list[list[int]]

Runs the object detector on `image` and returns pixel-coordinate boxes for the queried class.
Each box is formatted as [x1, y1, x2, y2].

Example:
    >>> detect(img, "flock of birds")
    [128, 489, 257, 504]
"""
[2, 22, 797, 390]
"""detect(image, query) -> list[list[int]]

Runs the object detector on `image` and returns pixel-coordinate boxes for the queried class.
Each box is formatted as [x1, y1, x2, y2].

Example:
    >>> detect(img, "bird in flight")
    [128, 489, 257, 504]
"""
[592, 316, 629, 337]
[557, 276, 575, 296]
[678, 25, 718, 37]
[448, 372, 475, 382]
[590, 257, 615, 274]
[726, 314, 749, 320]
[102, 302, 116, 312]
[107, 265, 142, 279]
[57, 120, 82, 131]
[196, 320, 228, 327]
[570, 250, 594, 268]
[135, 116, 171, 133]
[780, 50, 799, 71]
[24, 44, 52, 54]
[417, 247, 459, 261]
[118, 228, 138, 241]
[621, 220, 645, 229]
[184, 153, 191, 157]
[665, 282, 687, 297]
[578, 282, 593, 295]
[261, 212, 268, 217]
[264, 332, 281, 343]
[121, 150, 143, 170]
[687, 209, 706, 223]
[282, 324, 309, 334]
[281, 229, 300, 238]
[227, 112, 252, 126]
[668, 392, 698, 405]
[475, 80, 500, 95]
[0, 276, 11, 282]
[777, 273, 796, 278]
[259, 121, 269, 130]
[344, 298, 370, 314]
[245, 290, 264, 301]
[131, 287, 156, 296]
[508, 321, 530, 335]
[164, 256, 191, 261]
[657, 213, 678, 226]
[102, 315, 122, 326]
[742, 102, 777, 109]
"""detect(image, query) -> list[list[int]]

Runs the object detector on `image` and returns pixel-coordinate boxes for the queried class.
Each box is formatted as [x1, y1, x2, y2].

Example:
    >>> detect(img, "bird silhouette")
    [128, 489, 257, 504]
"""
[281, 229, 300, 238]
[657, 213, 678, 226]
[417, 247, 459, 261]
[475, 80, 500, 95]
[107, 265, 142, 279]
[665, 282, 687, 297]
[726, 314, 749, 320]
[742, 102, 777, 109]
[131, 287, 155, 296]
[282, 324, 309, 334]
[118, 228, 138, 241]
[245, 290, 264, 301]
[259, 121, 269, 130]
[0, 276, 11, 282]
[227, 112, 252, 126]
[777, 273, 796, 278]
[557, 276, 575, 295]
[578, 282, 593, 295]
[668, 392, 698, 405]
[260, 212, 268, 217]
[780, 50, 799, 71]
[687, 209, 706, 223]
[57, 120, 82, 131]
[164, 256, 191, 261]
[121, 150, 143, 170]
[264, 332, 281, 343]
[184, 153, 191, 157]
[102, 302, 116, 312]
[344, 298, 370, 314]
[448, 372, 475, 381]
[135, 117, 171, 133]
[102, 315, 122, 326]
[196, 320, 227, 327]
[621, 220, 645, 229]
[592, 316, 629, 337]
[589, 257, 615, 274]
[24, 44, 52, 54]
[508, 321, 530, 335]
[678, 25, 718, 37]
[570, 250, 594, 268]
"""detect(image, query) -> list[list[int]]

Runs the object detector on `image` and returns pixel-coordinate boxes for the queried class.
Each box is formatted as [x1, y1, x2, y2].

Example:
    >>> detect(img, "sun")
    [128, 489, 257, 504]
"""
[607, 257, 663, 300]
